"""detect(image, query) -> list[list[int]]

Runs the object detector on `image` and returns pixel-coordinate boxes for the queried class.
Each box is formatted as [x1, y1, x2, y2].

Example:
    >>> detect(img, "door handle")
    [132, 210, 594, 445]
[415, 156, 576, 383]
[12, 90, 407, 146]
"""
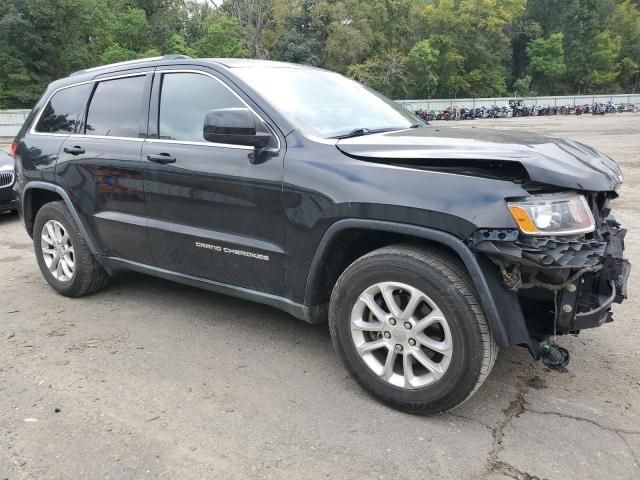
[147, 153, 176, 165]
[63, 145, 85, 155]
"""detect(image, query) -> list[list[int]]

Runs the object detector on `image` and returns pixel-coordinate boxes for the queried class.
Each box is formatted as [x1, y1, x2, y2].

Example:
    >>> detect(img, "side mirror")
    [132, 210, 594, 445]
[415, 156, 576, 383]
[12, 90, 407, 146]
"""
[203, 108, 272, 148]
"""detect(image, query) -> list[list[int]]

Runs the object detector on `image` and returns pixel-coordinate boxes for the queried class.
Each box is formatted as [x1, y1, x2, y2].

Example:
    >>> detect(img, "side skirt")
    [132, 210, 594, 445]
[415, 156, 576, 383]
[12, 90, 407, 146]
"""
[101, 256, 327, 324]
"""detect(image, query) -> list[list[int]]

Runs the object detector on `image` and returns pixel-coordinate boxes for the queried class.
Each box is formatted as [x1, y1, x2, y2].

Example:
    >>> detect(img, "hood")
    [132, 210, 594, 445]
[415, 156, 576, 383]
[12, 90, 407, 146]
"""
[336, 126, 622, 192]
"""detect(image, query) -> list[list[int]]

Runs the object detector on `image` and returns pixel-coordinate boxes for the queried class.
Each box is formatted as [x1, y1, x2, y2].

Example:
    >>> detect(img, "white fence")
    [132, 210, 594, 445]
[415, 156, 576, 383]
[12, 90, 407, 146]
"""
[397, 93, 640, 112]
[0, 109, 30, 137]
[2, 93, 640, 136]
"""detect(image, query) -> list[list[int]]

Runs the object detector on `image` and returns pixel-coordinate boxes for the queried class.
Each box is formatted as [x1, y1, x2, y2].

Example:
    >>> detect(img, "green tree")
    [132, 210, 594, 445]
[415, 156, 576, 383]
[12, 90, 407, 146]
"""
[348, 50, 408, 99]
[619, 57, 640, 91]
[1, 0, 640, 108]
[526, 32, 566, 93]
[0, 0, 47, 107]
[585, 31, 622, 92]
[513, 74, 537, 96]
[508, 14, 543, 81]
[193, 11, 249, 58]
[26, 0, 113, 72]
[110, 7, 152, 51]
[323, 22, 371, 73]
[607, 0, 640, 90]
[417, 0, 525, 98]
[405, 40, 440, 98]
[274, 31, 320, 65]
[166, 33, 196, 57]
[223, 0, 274, 58]
[347, 0, 424, 54]
[525, 0, 620, 93]
[100, 44, 137, 64]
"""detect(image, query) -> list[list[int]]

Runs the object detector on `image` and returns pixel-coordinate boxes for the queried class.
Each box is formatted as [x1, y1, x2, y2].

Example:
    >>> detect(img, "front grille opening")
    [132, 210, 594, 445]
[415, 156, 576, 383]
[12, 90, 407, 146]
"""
[0, 172, 15, 188]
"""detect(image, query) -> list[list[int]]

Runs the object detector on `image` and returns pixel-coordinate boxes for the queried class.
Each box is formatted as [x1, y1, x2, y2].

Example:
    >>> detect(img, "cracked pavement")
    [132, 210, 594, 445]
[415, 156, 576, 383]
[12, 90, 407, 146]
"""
[1, 114, 640, 479]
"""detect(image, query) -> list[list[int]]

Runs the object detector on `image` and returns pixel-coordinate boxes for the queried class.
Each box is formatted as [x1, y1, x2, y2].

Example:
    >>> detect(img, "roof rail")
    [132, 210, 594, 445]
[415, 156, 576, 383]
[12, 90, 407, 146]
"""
[70, 55, 192, 77]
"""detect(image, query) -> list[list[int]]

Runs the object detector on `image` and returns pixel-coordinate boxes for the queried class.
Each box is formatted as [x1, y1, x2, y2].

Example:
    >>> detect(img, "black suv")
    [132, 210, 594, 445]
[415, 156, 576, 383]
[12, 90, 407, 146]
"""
[12, 56, 630, 413]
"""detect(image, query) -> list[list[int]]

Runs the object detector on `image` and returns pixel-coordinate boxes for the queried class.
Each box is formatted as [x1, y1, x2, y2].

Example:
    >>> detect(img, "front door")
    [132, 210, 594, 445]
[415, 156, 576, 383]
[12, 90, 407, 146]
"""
[143, 69, 285, 295]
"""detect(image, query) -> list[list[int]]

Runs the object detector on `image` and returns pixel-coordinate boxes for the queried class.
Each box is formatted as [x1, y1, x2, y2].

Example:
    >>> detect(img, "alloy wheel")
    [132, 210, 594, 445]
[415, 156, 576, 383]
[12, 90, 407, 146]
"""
[350, 282, 453, 389]
[41, 219, 75, 282]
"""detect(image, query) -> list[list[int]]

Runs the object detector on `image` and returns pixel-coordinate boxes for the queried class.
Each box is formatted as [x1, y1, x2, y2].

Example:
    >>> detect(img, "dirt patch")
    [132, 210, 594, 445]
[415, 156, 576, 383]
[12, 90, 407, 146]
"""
[526, 376, 548, 390]
[0, 255, 22, 262]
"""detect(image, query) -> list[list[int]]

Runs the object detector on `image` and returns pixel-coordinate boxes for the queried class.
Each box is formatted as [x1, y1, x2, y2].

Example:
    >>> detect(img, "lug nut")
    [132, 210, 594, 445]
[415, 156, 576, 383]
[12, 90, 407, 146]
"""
[395, 344, 403, 352]
[562, 304, 573, 313]
[408, 338, 416, 346]
[404, 322, 412, 330]
[384, 331, 391, 339]
[389, 318, 396, 326]
[567, 284, 577, 293]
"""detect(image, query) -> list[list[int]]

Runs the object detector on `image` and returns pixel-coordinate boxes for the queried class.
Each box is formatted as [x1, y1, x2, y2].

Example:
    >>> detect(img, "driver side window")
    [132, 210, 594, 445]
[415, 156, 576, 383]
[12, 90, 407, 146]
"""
[158, 72, 244, 142]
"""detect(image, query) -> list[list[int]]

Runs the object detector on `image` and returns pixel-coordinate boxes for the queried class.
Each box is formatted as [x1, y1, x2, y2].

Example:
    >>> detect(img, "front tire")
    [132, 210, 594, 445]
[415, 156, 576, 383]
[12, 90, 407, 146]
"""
[33, 201, 109, 297]
[329, 245, 497, 414]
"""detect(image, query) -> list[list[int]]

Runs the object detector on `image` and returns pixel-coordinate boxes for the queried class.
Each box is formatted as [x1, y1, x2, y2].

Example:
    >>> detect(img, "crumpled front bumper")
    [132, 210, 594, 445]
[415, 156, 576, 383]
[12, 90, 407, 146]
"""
[470, 215, 630, 337]
[560, 221, 630, 332]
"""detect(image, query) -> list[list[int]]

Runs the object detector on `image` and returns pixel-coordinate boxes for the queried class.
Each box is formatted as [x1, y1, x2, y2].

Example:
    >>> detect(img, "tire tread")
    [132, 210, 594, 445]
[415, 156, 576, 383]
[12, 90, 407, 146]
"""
[34, 201, 109, 297]
[329, 243, 498, 413]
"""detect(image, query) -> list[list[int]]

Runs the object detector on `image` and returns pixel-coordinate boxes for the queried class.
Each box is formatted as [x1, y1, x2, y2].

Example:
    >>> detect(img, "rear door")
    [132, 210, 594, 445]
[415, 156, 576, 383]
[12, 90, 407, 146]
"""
[143, 68, 286, 295]
[56, 71, 154, 264]
[20, 83, 92, 185]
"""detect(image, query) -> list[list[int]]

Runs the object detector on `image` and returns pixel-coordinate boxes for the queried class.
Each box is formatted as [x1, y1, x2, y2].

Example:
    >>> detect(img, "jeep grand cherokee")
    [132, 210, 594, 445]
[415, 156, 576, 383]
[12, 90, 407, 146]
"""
[11, 56, 630, 413]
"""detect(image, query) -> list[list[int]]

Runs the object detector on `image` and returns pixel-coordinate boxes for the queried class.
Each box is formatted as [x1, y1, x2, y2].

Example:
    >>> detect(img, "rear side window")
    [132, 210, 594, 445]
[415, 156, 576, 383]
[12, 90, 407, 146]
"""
[86, 76, 146, 138]
[159, 73, 244, 142]
[35, 84, 91, 134]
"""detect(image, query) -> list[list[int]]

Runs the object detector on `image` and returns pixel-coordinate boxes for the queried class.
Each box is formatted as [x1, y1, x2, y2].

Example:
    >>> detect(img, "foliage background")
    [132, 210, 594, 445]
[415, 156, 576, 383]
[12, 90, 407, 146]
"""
[1, 0, 639, 108]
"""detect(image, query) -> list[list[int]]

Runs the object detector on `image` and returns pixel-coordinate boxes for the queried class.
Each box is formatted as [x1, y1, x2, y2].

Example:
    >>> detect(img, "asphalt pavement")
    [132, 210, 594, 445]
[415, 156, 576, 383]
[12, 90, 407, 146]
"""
[1, 114, 639, 479]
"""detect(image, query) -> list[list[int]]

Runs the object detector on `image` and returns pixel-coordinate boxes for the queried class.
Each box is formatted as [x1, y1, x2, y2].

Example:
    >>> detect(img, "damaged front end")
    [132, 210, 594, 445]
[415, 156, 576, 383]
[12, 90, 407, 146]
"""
[469, 191, 631, 368]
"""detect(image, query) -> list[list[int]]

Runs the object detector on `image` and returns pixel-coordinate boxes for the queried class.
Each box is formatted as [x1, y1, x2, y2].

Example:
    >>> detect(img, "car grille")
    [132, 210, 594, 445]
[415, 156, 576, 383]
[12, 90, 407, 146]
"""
[0, 172, 14, 188]
[515, 236, 606, 268]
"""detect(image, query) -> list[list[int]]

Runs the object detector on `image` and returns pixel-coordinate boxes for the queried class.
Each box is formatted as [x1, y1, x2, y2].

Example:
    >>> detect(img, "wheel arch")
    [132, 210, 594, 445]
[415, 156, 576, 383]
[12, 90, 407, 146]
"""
[304, 219, 520, 347]
[23, 181, 99, 254]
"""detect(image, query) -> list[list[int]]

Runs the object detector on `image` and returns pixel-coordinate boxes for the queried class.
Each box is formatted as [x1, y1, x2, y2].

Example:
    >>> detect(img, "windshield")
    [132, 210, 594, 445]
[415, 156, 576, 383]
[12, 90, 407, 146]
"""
[233, 67, 422, 138]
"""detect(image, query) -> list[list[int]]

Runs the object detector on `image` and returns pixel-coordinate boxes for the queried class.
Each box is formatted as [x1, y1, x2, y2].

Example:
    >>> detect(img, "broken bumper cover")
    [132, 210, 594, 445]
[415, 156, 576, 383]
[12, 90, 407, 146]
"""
[572, 280, 617, 329]
[568, 237, 630, 332]
[470, 217, 630, 338]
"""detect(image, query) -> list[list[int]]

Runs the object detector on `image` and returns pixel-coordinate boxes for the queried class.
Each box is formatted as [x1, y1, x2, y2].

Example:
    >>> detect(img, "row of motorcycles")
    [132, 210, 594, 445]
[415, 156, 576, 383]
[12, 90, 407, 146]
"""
[415, 100, 640, 122]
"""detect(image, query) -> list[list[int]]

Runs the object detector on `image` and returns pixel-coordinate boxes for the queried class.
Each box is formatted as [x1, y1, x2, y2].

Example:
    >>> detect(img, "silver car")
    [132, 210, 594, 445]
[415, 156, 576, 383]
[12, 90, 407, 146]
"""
[0, 150, 16, 213]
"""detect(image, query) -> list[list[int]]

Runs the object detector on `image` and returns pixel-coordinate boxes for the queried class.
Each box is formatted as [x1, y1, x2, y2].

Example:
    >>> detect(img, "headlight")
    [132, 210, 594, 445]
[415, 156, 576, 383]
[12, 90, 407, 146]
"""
[507, 193, 595, 236]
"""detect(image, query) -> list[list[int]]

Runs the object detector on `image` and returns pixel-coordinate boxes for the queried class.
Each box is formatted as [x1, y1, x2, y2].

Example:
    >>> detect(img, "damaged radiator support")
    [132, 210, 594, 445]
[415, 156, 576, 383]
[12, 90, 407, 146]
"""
[499, 263, 603, 292]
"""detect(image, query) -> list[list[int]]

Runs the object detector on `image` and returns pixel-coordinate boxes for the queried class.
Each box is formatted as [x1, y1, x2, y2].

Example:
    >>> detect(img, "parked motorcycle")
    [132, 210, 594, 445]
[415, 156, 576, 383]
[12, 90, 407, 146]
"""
[605, 101, 617, 114]
[414, 99, 637, 122]
[592, 103, 606, 115]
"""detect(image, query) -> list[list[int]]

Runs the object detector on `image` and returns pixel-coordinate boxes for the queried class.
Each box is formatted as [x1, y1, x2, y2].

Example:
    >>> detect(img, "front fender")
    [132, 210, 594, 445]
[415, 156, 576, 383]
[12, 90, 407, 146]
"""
[304, 219, 532, 349]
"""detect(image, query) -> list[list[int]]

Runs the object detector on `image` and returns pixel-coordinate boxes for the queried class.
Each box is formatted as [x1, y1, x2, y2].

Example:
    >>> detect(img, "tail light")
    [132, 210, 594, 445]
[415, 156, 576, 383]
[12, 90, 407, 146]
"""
[10, 142, 18, 158]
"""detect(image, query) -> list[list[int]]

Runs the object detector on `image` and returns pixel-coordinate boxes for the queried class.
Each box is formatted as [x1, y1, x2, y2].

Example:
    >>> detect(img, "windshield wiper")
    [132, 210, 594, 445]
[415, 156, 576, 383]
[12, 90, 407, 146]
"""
[332, 127, 407, 139]
[333, 128, 373, 139]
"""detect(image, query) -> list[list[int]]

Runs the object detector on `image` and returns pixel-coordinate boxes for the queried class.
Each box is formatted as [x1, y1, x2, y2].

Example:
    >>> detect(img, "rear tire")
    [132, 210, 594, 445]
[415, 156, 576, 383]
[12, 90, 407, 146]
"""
[33, 201, 109, 297]
[329, 245, 497, 414]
